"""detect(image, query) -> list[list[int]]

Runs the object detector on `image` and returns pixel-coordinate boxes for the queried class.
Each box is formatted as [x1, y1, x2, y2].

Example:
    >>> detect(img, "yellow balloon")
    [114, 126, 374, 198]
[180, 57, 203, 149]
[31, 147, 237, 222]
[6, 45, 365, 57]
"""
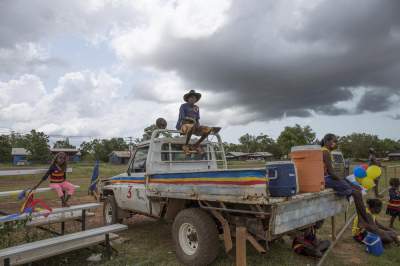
[356, 177, 363, 184]
[361, 177, 375, 190]
[366, 166, 382, 180]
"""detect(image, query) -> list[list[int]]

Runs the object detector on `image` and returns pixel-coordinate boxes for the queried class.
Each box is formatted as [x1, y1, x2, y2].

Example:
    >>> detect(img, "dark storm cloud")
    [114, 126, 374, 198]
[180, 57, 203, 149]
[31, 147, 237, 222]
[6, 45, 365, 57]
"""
[356, 89, 399, 113]
[134, 0, 400, 122]
[391, 114, 400, 120]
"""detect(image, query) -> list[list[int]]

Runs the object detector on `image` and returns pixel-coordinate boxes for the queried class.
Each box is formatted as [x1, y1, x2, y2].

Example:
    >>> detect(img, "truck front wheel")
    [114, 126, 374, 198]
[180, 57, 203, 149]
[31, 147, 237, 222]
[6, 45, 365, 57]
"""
[172, 208, 219, 265]
[103, 195, 122, 225]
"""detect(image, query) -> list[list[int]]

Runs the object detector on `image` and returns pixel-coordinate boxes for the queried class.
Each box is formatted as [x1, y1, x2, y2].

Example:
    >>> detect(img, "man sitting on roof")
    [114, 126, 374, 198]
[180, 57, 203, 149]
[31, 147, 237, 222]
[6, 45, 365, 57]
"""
[176, 90, 221, 155]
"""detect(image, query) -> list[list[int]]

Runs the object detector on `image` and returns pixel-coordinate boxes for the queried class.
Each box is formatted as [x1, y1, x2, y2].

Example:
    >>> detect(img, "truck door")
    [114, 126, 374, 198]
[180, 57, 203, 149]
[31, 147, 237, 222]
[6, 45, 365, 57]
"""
[119, 146, 151, 214]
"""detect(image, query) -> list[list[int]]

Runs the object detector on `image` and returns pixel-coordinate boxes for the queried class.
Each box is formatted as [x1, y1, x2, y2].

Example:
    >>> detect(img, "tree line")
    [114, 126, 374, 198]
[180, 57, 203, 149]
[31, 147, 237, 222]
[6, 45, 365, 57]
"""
[0, 125, 399, 163]
[224, 124, 400, 159]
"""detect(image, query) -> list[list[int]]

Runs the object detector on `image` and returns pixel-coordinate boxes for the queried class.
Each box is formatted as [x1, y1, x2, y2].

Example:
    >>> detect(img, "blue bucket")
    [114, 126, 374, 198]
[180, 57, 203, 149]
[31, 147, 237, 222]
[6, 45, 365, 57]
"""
[362, 232, 384, 256]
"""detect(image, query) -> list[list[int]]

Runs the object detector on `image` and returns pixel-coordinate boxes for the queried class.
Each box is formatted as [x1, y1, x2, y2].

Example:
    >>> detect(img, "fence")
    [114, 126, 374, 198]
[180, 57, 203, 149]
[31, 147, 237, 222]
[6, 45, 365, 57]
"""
[381, 164, 400, 194]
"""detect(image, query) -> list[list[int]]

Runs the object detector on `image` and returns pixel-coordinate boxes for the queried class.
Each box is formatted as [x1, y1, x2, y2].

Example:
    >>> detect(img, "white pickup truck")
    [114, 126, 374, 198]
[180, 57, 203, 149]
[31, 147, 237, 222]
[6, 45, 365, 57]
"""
[100, 129, 348, 265]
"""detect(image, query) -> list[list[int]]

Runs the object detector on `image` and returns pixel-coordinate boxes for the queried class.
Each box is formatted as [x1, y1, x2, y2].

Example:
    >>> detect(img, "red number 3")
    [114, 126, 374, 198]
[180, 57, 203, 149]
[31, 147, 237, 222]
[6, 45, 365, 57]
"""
[127, 186, 133, 199]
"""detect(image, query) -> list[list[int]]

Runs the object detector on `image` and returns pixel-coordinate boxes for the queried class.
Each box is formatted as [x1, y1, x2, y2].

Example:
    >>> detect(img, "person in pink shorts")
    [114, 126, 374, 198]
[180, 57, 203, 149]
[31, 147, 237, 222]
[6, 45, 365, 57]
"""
[32, 152, 75, 207]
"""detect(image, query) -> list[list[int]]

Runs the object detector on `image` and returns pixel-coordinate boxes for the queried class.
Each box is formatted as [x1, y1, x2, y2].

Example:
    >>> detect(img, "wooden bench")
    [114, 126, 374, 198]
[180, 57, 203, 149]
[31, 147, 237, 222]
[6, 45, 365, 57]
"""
[0, 223, 128, 266]
[0, 185, 79, 198]
[0, 203, 101, 235]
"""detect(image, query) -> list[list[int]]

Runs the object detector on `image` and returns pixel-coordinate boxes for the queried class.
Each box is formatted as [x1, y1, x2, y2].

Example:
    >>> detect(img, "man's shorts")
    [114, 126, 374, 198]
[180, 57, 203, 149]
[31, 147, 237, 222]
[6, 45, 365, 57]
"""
[324, 175, 354, 197]
[180, 123, 212, 136]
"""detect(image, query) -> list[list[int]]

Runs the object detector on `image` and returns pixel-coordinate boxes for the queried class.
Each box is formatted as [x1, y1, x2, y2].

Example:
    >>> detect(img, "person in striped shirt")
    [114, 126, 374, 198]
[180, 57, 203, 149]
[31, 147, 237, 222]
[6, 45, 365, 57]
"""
[32, 152, 75, 207]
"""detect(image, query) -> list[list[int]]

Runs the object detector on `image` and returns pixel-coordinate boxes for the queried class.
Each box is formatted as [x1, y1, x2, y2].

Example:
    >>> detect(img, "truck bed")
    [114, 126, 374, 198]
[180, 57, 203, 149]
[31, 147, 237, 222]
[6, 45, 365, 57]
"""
[147, 168, 268, 204]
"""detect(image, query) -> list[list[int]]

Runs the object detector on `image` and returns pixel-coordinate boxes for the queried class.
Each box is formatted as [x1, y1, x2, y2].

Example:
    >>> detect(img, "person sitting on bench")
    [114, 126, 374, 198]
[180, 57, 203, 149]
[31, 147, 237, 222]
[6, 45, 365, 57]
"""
[32, 152, 76, 207]
[176, 90, 220, 154]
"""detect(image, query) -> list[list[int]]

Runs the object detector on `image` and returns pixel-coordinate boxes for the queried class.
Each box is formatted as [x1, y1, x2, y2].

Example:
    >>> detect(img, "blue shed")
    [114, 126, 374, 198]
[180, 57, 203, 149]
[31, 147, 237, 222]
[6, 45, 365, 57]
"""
[109, 151, 131, 164]
[11, 148, 30, 165]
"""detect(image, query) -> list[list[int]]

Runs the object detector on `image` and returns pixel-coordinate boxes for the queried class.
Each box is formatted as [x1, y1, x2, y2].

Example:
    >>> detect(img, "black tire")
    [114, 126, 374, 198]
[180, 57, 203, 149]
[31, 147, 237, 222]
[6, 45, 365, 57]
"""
[103, 195, 122, 225]
[172, 208, 219, 266]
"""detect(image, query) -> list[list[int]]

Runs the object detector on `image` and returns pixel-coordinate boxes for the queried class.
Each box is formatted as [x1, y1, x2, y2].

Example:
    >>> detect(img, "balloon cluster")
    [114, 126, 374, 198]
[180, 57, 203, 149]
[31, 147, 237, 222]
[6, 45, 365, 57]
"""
[353, 164, 381, 190]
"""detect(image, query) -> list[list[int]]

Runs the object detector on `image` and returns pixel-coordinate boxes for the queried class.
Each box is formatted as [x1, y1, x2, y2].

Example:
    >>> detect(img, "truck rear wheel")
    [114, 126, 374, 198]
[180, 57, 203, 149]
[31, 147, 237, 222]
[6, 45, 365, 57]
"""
[172, 208, 219, 265]
[103, 195, 122, 225]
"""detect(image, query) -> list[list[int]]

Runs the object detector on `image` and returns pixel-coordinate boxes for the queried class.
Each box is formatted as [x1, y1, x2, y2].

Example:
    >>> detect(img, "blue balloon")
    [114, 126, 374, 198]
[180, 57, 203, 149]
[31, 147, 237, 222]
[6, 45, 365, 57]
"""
[354, 166, 367, 178]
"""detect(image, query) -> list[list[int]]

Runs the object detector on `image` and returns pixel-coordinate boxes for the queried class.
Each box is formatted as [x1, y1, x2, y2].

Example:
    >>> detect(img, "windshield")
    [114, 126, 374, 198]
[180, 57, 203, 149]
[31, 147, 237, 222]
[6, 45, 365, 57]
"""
[129, 146, 149, 173]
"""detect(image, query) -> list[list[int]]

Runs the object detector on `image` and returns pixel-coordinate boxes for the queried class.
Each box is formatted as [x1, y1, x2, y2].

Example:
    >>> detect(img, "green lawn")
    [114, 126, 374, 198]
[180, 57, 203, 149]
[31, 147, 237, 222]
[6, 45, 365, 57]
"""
[0, 162, 400, 265]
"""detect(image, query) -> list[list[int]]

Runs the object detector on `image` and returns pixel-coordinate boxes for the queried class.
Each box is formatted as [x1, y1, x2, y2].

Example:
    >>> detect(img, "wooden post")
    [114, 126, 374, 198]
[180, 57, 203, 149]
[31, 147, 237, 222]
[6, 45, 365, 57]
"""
[105, 233, 112, 259]
[81, 209, 86, 231]
[236, 227, 247, 266]
[331, 216, 336, 241]
[61, 221, 65, 235]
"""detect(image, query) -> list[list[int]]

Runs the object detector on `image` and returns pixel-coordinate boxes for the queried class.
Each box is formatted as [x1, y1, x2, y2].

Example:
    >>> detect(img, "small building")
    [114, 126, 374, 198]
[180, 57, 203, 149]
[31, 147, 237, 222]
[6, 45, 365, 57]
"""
[50, 148, 81, 162]
[109, 151, 131, 164]
[388, 151, 400, 161]
[226, 152, 249, 161]
[226, 151, 274, 161]
[247, 152, 274, 161]
[11, 148, 31, 165]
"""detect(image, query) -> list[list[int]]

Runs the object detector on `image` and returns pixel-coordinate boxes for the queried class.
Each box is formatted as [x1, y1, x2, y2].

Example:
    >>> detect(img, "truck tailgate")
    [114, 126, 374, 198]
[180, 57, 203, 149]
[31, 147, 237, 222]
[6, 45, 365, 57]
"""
[270, 189, 349, 235]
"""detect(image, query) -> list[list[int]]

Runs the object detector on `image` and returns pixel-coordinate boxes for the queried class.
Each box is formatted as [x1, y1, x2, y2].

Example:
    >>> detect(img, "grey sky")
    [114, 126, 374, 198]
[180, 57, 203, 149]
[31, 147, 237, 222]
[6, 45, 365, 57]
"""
[0, 0, 399, 144]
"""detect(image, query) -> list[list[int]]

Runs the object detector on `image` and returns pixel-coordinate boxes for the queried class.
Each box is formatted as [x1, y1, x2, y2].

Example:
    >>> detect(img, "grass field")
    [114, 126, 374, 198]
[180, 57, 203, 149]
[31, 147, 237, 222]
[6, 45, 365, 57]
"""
[1, 161, 400, 265]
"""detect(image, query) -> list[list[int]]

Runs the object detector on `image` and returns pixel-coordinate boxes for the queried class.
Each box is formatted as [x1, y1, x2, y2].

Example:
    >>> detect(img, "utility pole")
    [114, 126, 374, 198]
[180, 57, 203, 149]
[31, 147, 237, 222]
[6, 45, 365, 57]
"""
[126, 136, 134, 156]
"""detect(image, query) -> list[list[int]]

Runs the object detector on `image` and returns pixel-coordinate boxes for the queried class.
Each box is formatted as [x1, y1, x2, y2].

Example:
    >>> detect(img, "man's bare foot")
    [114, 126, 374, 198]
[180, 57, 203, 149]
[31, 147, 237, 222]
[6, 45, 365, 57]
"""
[211, 127, 221, 134]
[182, 145, 192, 155]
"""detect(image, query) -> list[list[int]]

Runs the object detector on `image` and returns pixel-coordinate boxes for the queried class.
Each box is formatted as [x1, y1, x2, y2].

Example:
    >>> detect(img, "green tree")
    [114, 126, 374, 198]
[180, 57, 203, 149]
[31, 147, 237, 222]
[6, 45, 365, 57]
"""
[277, 124, 316, 155]
[24, 130, 51, 163]
[80, 138, 128, 162]
[53, 137, 75, 149]
[338, 133, 380, 159]
[0, 135, 12, 162]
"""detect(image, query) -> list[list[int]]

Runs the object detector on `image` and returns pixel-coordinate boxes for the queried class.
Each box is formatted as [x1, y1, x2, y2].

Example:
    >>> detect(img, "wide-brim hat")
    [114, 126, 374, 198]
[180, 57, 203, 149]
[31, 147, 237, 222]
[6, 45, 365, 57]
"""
[183, 90, 201, 102]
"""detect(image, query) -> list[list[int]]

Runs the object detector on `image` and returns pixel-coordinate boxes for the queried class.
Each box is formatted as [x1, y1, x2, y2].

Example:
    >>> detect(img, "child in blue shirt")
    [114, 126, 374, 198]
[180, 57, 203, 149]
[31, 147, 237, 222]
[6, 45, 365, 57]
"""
[176, 90, 220, 154]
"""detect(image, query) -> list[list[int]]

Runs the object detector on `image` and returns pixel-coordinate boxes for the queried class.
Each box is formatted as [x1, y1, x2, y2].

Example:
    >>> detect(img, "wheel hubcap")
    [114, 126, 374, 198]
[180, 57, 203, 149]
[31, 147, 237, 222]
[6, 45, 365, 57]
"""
[179, 223, 198, 255]
[105, 202, 113, 224]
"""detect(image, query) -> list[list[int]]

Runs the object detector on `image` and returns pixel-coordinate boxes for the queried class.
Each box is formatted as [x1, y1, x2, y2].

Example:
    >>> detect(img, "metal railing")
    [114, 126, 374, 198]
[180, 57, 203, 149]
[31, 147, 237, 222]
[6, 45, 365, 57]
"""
[381, 164, 400, 194]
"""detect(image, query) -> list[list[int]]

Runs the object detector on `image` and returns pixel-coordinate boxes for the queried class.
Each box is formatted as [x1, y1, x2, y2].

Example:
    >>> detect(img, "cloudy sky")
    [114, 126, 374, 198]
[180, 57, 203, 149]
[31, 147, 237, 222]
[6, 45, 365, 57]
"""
[0, 0, 399, 145]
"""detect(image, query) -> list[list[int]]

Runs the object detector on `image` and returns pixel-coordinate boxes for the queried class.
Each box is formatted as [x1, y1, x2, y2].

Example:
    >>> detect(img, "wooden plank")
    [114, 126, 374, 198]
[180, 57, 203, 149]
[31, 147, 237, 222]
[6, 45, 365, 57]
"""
[246, 233, 265, 254]
[331, 216, 336, 241]
[0, 224, 127, 264]
[210, 210, 232, 252]
[246, 233, 266, 253]
[0, 168, 72, 177]
[0, 185, 79, 198]
[0, 233, 120, 266]
[27, 211, 95, 227]
[236, 227, 247, 266]
[0, 203, 100, 223]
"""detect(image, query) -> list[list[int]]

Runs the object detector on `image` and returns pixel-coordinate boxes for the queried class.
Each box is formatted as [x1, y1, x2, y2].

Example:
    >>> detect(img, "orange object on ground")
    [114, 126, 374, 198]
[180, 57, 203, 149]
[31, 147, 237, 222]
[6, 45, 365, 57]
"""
[290, 145, 325, 193]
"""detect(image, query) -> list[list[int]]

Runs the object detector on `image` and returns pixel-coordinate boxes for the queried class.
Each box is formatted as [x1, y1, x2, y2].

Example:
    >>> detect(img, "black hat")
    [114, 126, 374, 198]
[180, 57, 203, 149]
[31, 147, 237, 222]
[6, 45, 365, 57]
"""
[183, 90, 201, 102]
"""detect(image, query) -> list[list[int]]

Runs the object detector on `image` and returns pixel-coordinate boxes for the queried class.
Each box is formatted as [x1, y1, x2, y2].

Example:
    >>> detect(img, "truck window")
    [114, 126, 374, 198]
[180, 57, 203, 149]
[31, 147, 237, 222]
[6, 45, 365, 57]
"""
[161, 143, 208, 161]
[131, 146, 149, 172]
